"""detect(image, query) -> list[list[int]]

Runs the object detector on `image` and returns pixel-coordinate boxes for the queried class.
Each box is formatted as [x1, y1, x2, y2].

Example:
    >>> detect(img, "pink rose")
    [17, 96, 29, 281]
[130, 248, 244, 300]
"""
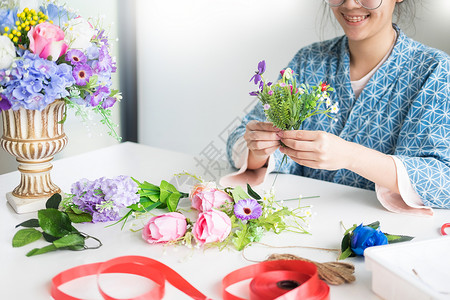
[28, 22, 68, 61]
[192, 209, 231, 245]
[142, 212, 187, 244]
[190, 183, 233, 212]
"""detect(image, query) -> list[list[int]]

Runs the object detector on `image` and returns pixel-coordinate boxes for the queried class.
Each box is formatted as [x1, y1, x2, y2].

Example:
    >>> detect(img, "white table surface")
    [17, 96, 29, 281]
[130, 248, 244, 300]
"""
[0, 142, 449, 299]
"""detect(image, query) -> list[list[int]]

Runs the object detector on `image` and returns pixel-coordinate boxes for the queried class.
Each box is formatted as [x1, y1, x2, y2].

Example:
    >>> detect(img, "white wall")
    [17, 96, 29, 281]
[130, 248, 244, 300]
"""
[0, 0, 120, 174]
[136, 0, 450, 163]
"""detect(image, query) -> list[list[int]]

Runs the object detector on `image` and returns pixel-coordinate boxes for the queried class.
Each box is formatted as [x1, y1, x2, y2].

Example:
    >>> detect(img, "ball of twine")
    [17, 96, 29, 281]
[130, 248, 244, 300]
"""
[266, 253, 355, 285]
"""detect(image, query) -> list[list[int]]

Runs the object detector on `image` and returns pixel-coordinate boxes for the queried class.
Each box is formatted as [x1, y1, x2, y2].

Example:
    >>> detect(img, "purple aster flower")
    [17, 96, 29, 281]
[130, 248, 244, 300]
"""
[234, 198, 262, 221]
[72, 64, 93, 86]
[65, 49, 87, 65]
[249, 60, 266, 85]
[0, 94, 12, 111]
[263, 104, 270, 110]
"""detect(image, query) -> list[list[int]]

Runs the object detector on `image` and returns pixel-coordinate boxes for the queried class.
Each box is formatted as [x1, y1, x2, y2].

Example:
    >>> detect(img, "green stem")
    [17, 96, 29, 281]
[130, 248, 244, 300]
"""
[272, 154, 287, 188]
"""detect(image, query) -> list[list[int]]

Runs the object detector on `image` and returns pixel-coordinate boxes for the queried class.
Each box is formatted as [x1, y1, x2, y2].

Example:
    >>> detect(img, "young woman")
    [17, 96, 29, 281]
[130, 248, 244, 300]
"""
[223, 0, 450, 215]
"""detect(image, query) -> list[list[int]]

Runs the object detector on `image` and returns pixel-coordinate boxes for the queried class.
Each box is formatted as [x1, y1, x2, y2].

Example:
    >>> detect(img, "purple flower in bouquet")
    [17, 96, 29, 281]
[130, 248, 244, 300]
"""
[234, 198, 262, 221]
[87, 85, 110, 107]
[250, 60, 266, 85]
[72, 64, 93, 86]
[101, 97, 116, 109]
[0, 94, 11, 111]
[65, 49, 87, 65]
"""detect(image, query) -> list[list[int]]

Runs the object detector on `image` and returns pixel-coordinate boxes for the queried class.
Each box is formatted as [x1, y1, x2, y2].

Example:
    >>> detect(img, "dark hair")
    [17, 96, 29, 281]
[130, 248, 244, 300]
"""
[318, 0, 419, 39]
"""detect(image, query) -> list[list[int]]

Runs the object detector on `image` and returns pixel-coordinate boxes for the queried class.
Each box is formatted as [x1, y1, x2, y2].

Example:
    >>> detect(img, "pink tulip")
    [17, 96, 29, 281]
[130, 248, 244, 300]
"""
[142, 212, 187, 244]
[190, 183, 233, 212]
[192, 209, 231, 245]
[28, 22, 68, 61]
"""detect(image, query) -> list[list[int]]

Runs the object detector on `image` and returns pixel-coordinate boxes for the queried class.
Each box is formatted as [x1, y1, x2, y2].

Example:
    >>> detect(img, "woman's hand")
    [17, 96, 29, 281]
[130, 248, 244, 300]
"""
[278, 129, 400, 193]
[244, 121, 281, 169]
[277, 130, 352, 171]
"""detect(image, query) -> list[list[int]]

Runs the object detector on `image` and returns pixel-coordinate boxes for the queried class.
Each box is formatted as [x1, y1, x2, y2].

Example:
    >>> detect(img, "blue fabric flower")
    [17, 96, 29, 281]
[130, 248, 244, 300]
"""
[350, 224, 388, 256]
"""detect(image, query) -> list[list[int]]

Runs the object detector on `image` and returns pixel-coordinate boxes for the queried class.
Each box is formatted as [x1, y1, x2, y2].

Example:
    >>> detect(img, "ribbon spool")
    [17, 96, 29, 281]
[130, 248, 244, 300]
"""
[223, 260, 330, 300]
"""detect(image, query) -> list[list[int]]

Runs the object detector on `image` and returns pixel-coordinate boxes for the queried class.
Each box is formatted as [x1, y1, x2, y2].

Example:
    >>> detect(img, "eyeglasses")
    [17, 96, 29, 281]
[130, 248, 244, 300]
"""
[324, 0, 383, 10]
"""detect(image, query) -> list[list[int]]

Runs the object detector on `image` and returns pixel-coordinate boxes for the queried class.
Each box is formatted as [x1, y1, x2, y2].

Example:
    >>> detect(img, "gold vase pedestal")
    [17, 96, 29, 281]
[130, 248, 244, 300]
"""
[1, 100, 68, 213]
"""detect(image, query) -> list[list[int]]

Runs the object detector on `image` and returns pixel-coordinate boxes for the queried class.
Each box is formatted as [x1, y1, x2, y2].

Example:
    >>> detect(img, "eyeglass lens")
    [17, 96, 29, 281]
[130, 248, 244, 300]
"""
[325, 0, 382, 10]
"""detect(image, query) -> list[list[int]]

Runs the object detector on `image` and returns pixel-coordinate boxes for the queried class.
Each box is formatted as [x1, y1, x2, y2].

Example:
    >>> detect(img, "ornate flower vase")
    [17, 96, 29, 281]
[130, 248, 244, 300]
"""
[1, 100, 68, 213]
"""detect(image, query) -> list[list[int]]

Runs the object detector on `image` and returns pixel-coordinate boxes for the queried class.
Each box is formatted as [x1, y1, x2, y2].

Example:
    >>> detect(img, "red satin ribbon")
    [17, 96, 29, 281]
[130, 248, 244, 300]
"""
[51, 255, 209, 300]
[51, 256, 329, 300]
[223, 260, 330, 300]
[441, 223, 450, 236]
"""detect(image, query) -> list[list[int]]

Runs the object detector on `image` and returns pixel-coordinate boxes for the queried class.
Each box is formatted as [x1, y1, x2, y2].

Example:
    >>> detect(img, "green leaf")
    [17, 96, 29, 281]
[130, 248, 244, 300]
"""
[66, 212, 93, 223]
[246, 184, 261, 200]
[53, 234, 85, 249]
[386, 234, 414, 244]
[42, 232, 59, 243]
[46, 194, 62, 209]
[232, 224, 251, 251]
[340, 233, 351, 253]
[366, 221, 380, 230]
[12, 228, 42, 247]
[159, 180, 181, 212]
[231, 186, 250, 203]
[26, 244, 58, 257]
[338, 247, 354, 260]
[38, 209, 77, 237]
[69, 206, 85, 215]
[15, 219, 39, 228]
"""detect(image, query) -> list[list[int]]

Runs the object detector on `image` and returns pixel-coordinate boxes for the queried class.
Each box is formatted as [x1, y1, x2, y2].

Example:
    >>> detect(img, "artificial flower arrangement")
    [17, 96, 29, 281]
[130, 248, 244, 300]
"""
[11, 173, 312, 255]
[249, 60, 338, 176]
[0, 0, 121, 140]
[339, 221, 414, 260]
[249, 60, 338, 131]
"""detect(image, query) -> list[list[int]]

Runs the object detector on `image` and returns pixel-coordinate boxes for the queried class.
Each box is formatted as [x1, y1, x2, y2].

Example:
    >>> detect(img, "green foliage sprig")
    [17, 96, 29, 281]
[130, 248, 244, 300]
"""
[110, 178, 189, 229]
[12, 194, 101, 257]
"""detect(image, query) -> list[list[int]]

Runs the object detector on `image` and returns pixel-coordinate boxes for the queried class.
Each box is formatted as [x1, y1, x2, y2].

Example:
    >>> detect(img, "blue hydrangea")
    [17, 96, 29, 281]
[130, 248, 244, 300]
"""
[2, 51, 74, 110]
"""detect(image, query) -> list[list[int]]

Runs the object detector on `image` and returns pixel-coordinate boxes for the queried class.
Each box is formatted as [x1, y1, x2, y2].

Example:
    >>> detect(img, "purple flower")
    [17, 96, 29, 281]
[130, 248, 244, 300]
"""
[101, 97, 116, 109]
[250, 60, 266, 85]
[72, 64, 93, 86]
[234, 198, 262, 221]
[70, 175, 139, 223]
[88, 85, 110, 107]
[263, 104, 270, 110]
[65, 49, 87, 65]
[0, 94, 11, 111]
[249, 91, 259, 96]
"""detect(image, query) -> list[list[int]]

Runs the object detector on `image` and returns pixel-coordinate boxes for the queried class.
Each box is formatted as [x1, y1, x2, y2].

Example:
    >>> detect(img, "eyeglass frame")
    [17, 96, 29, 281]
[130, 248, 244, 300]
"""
[324, 0, 383, 10]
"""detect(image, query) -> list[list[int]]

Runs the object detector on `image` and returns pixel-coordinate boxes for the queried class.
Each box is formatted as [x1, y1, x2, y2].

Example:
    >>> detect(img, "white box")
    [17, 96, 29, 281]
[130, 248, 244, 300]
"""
[365, 236, 450, 300]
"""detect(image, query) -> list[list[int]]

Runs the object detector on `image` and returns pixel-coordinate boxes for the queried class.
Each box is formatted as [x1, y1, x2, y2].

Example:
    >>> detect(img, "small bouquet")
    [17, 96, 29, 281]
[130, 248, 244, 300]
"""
[339, 221, 414, 260]
[0, 0, 121, 140]
[249, 60, 338, 131]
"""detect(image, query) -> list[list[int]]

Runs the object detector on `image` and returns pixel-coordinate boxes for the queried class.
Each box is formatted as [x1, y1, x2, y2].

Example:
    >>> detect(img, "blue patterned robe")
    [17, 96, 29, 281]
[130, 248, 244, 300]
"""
[227, 25, 450, 208]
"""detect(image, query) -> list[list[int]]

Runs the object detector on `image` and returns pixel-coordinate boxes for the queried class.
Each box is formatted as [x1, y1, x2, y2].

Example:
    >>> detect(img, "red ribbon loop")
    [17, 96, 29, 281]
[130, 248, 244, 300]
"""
[222, 260, 329, 300]
[441, 223, 450, 236]
[51, 256, 208, 300]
